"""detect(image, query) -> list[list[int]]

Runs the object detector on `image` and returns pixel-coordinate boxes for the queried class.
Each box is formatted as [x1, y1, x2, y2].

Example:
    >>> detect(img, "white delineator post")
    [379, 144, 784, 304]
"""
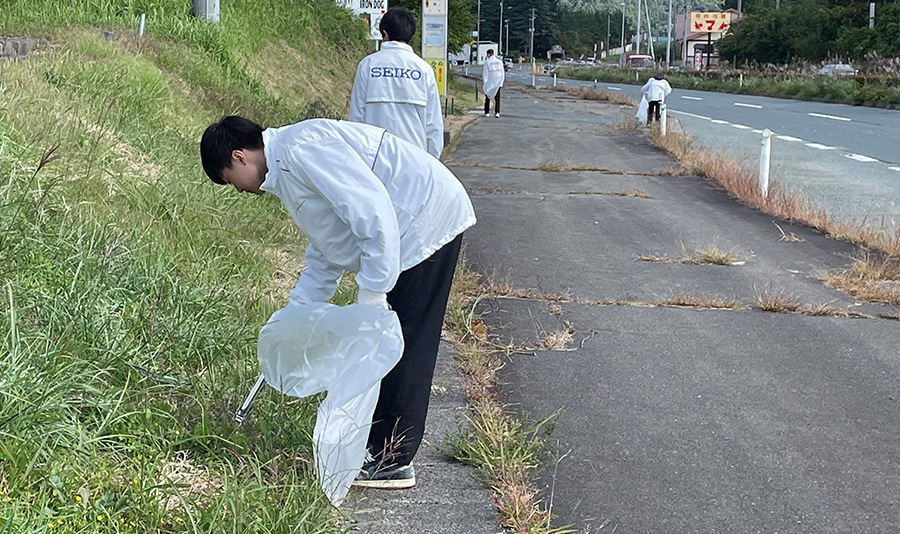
[553, 73, 557, 87]
[659, 103, 667, 136]
[759, 128, 772, 197]
[139, 13, 146, 37]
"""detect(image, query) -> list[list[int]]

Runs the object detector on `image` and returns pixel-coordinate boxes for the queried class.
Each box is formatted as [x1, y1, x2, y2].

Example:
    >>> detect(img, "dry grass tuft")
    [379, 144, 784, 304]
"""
[637, 246, 737, 266]
[754, 287, 803, 313]
[559, 86, 636, 107]
[535, 159, 569, 172]
[633, 189, 651, 198]
[540, 326, 576, 350]
[659, 294, 747, 309]
[152, 451, 223, 512]
[824, 253, 900, 306]
[568, 189, 652, 199]
[649, 129, 900, 257]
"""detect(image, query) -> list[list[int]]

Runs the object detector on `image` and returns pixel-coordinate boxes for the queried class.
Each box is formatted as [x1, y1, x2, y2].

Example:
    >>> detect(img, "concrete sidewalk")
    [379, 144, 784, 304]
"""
[451, 85, 900, 532]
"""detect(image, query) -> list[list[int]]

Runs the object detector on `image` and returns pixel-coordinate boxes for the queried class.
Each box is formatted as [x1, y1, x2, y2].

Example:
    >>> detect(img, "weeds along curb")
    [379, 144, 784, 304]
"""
[442, 257, 572, 534]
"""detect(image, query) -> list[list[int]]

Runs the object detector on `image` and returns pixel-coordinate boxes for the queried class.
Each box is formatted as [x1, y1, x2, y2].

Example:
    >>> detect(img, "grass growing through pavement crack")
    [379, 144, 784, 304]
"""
[638, 245, 739, 266]
[443, 258, 574, 534]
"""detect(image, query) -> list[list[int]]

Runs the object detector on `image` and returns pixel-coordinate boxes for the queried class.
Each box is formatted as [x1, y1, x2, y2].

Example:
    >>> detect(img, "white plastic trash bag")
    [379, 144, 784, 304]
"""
[636, 95, 649, 125]
[257, 302, 404, 505]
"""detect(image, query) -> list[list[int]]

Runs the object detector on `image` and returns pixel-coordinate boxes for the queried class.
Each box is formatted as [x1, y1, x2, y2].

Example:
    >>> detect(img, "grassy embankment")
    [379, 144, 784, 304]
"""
[0, 1, 374, 532]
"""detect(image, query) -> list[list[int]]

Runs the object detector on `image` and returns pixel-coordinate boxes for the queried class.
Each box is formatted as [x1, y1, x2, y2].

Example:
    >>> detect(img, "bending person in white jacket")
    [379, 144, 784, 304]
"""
[350, 8, 443, 158]
[200, 116, 476, 490]
[640, 72, 673, 123]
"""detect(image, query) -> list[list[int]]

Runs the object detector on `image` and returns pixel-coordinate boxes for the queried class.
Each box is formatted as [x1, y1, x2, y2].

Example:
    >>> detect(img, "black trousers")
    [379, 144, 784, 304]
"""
[483, 87, 501, 114]
[367, 233, 464, 466]
[648, 100, 661, 122]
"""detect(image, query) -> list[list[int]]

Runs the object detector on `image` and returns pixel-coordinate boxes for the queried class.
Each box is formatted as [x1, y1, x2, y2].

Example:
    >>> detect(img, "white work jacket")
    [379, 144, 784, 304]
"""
[349, 41, 443, 158]
[260, 119, 476, 305]
[641, 77, 672, 102]
[482, 56, 505, 98]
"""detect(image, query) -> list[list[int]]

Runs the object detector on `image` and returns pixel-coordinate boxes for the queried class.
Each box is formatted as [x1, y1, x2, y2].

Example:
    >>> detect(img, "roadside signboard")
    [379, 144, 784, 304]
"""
[337, 0, 387, 40]
[428, 59, 446, 95]
[691, 11, 731, 33]
[422, 0, 448, 96]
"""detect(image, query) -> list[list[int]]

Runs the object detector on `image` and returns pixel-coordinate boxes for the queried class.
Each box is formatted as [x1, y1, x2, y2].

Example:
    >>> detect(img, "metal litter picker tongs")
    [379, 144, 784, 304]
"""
[234, 374, 267, 424]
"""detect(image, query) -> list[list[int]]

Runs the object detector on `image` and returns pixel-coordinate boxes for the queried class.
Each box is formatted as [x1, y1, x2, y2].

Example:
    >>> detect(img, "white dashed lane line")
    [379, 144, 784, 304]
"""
[731, 124, 751, 130]
[808, 112, 852, 122]
[734, 103, 762, 109]
[845, 154, 879, 163]
[606, 86, 622, 91]
[890, 167, 900, 172]
[681, 96, 703, 100]
[777, 135, 803, 142]
[711, 119, 729, 124]
[806, 143, 836, 150]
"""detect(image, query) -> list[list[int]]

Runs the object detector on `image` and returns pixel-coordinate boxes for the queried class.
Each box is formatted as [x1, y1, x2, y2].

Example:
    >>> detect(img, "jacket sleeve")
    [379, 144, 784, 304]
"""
[288, 242, 345, 305]
[664, 81, 672, 96]
[288, 137, 402, 294]
[425, 69, 444, 158]
[349, 60, 368, 123]
[641, 80, 651, 95]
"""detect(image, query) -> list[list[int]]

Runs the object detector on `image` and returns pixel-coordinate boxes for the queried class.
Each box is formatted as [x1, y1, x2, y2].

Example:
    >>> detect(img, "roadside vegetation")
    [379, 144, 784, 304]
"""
[0, 1, 373, 532]
[554, 66, 900, 107]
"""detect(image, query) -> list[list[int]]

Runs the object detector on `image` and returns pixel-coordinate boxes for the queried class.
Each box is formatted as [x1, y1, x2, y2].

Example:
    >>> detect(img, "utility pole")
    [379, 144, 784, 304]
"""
[636, 0, 642, 58]
[505, 19, 509, 56]
[476, 0, 481, 62]
[869, 2, 875, 29]
[683, 4, 691, 67]
[666, 0, 673, 68]
[529, 8, 536, 63]
[498, 1, 503, 57]
[607, 11, 611, 59]
[620, 2, 626, 64]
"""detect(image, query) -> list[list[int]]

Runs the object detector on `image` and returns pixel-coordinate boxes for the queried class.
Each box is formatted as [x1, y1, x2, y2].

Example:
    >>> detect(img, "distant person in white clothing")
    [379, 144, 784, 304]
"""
[641, 72, 672, 123]
[350, 8, 443, 158]
[482, 49, 505, 118]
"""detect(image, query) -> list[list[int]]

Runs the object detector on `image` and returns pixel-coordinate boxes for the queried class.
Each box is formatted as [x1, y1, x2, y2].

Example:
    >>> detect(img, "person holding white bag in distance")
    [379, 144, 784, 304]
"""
[200, 114, 476, 502]
[482, 48, 505, 118]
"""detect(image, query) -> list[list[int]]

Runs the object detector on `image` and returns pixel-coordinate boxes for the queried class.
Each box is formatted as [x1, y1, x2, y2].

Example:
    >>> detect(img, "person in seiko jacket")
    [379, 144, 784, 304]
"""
[200, 116, 476, 489]
[350, 8, 443, 158]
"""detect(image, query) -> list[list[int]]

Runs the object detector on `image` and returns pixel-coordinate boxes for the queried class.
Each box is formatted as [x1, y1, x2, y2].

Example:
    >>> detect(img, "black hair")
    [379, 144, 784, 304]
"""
[200, 115, 264, 185]
[379, 8, 416, 43]
[486, 49, 494, 56]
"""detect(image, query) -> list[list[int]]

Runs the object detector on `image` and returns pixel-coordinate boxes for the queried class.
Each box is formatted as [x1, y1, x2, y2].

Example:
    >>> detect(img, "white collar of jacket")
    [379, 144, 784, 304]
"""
[380, 41, 413, 53]
[260, 128, 281, 195]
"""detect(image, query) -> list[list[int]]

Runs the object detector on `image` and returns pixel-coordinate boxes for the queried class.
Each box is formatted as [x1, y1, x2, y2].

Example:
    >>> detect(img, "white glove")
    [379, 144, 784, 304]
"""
[356, 288, 389, 309]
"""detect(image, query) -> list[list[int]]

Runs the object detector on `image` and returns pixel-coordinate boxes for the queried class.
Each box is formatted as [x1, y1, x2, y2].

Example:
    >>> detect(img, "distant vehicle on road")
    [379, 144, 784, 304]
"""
[502, 57, 512, 71]
[625, 54, 655, 69]
[818, 63, 857, 76]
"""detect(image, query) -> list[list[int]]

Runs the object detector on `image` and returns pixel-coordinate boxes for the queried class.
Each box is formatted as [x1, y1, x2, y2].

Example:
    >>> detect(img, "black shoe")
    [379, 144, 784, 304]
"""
[352, 461, 416, 489]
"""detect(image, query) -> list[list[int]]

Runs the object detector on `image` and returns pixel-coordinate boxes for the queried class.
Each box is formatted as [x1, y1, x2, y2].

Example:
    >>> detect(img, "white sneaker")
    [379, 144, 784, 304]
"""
[495, 113, 500, 118]
[484, 113, 490, 117]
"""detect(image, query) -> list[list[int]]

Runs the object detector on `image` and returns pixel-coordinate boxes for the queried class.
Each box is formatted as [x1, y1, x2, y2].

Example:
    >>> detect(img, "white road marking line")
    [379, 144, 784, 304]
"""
[889, 167, 900, 172]
[777, 135, 803, 142]
[844, 154, 878, 163]
[607, 86, 622, 91]
[808, 112, 851, 122]
[734, 103, 762, 109]
[731, 124, 752, 130]
[752, 129, 763, 134]
[806, 143, 836, 150]
[681, 96, 703, 100]
[711, 119, 730, 124]
[669, 110, 712, 121]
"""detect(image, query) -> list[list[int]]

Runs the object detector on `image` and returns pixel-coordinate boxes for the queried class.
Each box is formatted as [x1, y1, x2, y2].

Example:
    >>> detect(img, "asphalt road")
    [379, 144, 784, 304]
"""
[495, 66, 900, 232]
[450, 87, 900, 533]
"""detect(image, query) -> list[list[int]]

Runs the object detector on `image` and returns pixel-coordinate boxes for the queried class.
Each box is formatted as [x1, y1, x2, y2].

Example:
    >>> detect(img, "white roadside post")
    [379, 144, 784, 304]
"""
[659, 103, 667, 136]
[553, 72, 557, 86]
[138, 13, 146, 36]
[759, 128, 772, 197]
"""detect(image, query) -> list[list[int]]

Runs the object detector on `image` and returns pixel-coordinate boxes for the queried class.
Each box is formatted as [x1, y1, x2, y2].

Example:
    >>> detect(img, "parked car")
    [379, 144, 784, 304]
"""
[502, 57, 512, 71]
[818, 63, 857, 76]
